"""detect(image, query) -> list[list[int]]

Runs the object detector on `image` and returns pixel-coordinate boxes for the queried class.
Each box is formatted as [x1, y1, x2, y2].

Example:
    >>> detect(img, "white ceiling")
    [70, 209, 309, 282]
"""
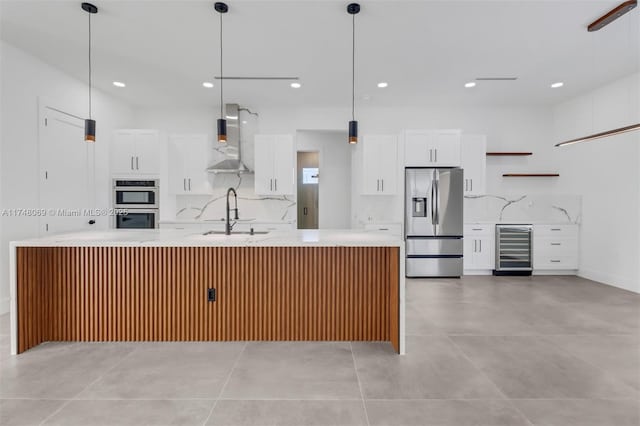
[1, 0, 638, 109]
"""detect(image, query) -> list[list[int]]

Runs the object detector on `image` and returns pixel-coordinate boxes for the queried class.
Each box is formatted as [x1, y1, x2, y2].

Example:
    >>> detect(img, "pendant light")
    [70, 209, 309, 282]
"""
[215, 2, 229, 143]
[81, 3, 98, 142]
[347, 3, 360, 144]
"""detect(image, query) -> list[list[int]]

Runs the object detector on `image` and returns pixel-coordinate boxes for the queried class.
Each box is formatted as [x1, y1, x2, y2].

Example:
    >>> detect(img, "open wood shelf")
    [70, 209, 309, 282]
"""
[486, 152, 533, 156]
[502, 173, 559, 177]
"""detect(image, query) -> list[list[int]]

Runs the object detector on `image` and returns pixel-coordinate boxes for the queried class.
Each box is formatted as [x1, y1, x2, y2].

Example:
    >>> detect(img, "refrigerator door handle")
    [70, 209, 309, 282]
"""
[430, 181, 435, 225]
[434, 171, 440, 225]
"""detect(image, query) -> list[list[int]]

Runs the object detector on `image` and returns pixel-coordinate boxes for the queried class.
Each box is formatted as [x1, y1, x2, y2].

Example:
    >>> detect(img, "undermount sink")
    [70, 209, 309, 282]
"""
[202, 230, 270, 236]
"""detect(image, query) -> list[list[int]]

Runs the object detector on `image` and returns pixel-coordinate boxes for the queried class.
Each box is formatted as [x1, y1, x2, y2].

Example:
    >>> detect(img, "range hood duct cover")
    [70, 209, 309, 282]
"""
[207, 103, 251, 173]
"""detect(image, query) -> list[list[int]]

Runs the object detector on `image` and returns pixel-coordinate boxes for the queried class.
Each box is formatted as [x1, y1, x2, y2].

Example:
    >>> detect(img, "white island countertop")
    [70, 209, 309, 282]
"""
[10, 229, 403, 248]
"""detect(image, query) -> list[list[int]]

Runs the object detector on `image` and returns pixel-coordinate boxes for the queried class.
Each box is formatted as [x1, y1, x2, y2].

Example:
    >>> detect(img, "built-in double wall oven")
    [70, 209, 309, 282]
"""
[113, 179, 159, 229]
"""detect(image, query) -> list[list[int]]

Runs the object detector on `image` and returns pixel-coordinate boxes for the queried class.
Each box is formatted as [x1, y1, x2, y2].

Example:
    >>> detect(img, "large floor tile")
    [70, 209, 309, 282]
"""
[528, 276, 640, 305]
[0, 399, 65, 426]
[0, 335, 10, 361]
[451, 335, 638, 399]
[366, 400, 530, 426]
[207, 400, 367, 426]
[565, 301, 640, 334]
[408, 276, 558, 305]
[0, 343, 134, 399]
[513, 399, 640, 426]
[352, 336, 503, 399]
[221, 342, 361, 400]
[543, 334, 640, 390]
[0, 314, 9, 336]
[78, 342, 245, 399]
[406, 301, 538, 336]
[42, 399, 214, 426]
[514, 302, 632, 335]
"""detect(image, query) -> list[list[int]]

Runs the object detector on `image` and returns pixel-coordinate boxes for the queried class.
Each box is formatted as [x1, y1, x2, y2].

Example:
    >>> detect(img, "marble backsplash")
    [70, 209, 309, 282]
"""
[464, 194, 582, 224]
[174, 173, 296, 223]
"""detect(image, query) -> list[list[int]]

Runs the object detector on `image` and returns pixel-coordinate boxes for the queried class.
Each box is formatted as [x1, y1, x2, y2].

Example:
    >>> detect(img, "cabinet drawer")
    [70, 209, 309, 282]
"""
[534, 255, 578, 270]
[365, 223, 403, 236]
[407, 238, 463, 256]
[464, 224, 493, 236]
[533, 238, 578, 257]
[534, 224, 578, 238]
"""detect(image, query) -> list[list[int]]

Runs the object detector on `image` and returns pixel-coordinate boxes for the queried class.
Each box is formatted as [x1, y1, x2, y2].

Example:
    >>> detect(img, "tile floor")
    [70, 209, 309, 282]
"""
[0, 275, 638, 425]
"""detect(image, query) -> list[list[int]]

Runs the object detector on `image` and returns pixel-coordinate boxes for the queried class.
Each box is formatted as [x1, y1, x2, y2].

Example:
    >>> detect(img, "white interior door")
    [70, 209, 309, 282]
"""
[40, 107, 94, 235]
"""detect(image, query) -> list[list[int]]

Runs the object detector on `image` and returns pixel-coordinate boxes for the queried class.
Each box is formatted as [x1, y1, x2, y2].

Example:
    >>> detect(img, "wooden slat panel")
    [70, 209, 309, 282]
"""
[16, 246, 401, 353]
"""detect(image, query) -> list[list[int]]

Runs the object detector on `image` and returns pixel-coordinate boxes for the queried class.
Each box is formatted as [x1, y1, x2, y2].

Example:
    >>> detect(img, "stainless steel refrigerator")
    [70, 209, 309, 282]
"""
[405, 168, 464, 277]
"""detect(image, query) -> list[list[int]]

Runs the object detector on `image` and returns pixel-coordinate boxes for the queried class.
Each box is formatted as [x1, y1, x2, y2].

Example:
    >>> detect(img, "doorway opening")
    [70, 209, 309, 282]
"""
[295, 130, 351, 229]
[297, 151, 319, 229]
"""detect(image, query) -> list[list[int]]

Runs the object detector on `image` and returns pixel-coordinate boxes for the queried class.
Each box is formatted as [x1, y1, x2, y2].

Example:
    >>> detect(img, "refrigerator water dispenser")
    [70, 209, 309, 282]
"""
[412, 197, 427, 217]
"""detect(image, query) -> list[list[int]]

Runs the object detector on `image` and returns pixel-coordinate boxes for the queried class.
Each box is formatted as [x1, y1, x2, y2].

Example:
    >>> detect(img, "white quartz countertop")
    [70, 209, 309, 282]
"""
[159, 219, 294, 225]
[11, 229, 402, 248]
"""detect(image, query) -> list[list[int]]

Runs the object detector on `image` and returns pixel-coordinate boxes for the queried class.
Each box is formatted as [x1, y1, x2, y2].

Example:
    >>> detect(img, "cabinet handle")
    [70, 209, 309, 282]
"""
[470, 179, 472, 191]
[183, 178, 186, 191]
[479, 239, 481, 252]
[189, 178, 192, 191]
[472, 228, 483, 231]
[270, 179, 273, 191]
[550, 260, 561, 263]
[381, 179, 384, 192]
[429, 149, 432, 162]
[274, 179, 277, 191]
[551, 228, 561, 231]
[551, 242, 561, 246]
[136, 156, 139, 170]
[131, 157, 134, 170]
[376, 179, 379, 191]
[435, 149, 438, 162]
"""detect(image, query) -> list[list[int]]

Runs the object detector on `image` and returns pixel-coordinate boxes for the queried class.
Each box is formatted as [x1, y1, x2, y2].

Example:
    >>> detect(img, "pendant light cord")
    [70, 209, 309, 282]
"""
[220, 12, 224, 118]
[88, 13, 92, 120]
[351, 13, 355, 121]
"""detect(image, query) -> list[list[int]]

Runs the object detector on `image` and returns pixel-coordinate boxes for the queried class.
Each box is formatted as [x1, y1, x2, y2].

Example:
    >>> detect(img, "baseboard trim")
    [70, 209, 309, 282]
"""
[578, 268, 639, 294]
[533, 270, 577, 276]
[0, 298, 9, 315]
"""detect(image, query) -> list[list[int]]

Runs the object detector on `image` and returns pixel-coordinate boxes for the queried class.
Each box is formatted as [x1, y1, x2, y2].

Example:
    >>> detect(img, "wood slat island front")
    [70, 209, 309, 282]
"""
[12, 232, 402, 354]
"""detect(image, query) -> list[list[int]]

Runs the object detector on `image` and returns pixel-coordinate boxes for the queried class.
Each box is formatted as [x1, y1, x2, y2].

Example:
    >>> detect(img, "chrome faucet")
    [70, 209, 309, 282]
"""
[226, 187, 239, 235]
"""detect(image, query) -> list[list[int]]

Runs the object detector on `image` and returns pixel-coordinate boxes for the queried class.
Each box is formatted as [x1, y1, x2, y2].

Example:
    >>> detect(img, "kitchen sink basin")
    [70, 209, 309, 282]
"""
[202, 230, 270, 236]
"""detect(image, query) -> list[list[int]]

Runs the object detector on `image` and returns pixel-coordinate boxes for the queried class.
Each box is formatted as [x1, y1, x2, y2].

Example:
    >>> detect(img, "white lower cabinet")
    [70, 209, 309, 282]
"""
[463, 224, 494, 270]
[533, 224, 579, 270]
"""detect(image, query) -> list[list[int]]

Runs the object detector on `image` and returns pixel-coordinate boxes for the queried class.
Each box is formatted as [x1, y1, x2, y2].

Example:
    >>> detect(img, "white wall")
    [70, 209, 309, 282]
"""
[553, 72, 640, 293]
[296, 130, 351, 229]
[0, 41, 133, 314]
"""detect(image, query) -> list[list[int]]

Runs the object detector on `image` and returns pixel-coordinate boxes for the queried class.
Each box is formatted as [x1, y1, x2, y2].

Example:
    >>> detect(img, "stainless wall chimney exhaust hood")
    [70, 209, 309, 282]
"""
[207, 103, 251, 174]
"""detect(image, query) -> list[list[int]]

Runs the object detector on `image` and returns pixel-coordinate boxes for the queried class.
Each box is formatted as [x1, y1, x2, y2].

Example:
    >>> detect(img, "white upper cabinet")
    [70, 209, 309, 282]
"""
[362, 135, 398, 195]
[404, 130, 461, 167]
[168, 134, 211, 195]
[112, 129, 160, 176]
[460, 134, 487, 195]
[254, 134, 294, 195]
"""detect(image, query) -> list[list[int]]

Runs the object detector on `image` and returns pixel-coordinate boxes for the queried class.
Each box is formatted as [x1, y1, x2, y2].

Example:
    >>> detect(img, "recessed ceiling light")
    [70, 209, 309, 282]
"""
[551, 82, 564, 88]
[377, 82, 388, 88]
[241, 120, 247, 124]
[202, 82, 214, 88]
[112, 81, 126, 88]
[464, 82, 476, 88]
[290, 82, 301, 88]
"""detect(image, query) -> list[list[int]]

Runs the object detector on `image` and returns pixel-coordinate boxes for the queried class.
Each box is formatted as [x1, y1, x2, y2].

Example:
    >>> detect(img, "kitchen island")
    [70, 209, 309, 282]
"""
[9, 229, 405, 355]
